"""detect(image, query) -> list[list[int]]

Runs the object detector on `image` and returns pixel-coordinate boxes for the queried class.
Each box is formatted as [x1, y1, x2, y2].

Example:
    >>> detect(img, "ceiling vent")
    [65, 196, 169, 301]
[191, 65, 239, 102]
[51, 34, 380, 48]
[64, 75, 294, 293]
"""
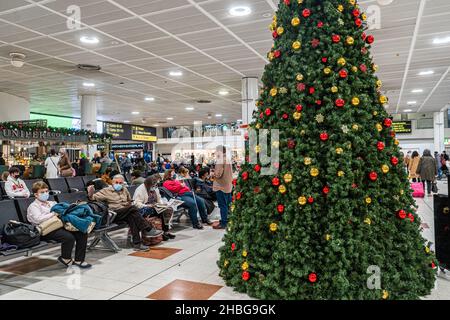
[197, 100, 212, 104]
[77, 64, 101, 71]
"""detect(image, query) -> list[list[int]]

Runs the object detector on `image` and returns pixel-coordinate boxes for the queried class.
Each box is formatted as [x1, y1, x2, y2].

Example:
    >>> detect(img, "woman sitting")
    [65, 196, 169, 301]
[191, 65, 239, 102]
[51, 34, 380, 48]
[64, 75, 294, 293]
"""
[27, 181, 91, 268]
[133, 174, 176, 241]
[162, 169, 212, 229]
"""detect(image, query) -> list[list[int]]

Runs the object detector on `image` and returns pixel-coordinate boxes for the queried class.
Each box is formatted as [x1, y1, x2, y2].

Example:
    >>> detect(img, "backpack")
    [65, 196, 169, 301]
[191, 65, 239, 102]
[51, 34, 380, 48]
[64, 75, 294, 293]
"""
[2, 221, 41, 249]
[142, 216, 163, 246]
[87, 201, 110, 227]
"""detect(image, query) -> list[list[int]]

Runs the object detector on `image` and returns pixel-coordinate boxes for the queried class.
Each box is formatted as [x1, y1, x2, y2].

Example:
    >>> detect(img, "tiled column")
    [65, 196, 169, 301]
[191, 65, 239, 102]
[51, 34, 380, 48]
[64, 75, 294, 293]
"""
[434, 111, 445, 153]
[241, 77, 259, 125]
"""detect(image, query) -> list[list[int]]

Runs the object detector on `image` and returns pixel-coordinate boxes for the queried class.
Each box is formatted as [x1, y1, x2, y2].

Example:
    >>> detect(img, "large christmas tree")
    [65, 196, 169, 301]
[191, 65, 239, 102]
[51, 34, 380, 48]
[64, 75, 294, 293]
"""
[218, 0, 436, 300]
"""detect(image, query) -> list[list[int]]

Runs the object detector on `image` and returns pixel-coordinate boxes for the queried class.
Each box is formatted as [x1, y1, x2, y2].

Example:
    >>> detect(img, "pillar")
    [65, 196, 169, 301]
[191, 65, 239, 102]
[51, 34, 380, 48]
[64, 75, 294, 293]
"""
[0, 92, 30, 121]
[434, 111, 445, 153]
[241, 77, 259, 125]
[81, 95, 97, 158]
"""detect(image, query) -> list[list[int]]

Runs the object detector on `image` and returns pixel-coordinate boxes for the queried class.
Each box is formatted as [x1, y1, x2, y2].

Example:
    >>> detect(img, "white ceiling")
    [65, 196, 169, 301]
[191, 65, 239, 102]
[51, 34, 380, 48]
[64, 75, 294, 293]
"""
[0, 0, 450, 126]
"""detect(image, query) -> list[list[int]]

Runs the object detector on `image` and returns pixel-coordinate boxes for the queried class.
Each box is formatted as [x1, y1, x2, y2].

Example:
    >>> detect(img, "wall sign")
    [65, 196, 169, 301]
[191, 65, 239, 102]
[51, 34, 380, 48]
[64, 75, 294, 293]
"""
[103, 122, 132, 140]
[392, 121, 412, 134]
[132, 125, 157, 142]
[111, 143, 144, 151]
[0, 128, 88, 142]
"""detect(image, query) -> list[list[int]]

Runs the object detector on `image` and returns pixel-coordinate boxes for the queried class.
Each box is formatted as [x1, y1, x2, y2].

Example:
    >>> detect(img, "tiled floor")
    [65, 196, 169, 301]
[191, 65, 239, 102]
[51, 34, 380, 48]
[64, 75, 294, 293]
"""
[1, 184, 450, 300]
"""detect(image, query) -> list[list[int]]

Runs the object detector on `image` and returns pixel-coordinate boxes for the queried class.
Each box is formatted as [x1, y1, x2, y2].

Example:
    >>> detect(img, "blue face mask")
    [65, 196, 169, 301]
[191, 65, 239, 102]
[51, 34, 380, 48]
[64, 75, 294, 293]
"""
[38, 192, 49, 202]
[113, 184, 123, 192]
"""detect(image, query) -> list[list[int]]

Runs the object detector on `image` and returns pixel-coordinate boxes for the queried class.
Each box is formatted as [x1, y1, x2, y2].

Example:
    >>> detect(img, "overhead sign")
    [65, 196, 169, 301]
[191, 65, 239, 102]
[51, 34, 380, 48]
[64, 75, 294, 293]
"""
[132, 125, 157, 142]
[111, 143, 144, 151]
[0, 128, 88, 142]
[392, 121, 412, 134]
[103, 122, 131, 140]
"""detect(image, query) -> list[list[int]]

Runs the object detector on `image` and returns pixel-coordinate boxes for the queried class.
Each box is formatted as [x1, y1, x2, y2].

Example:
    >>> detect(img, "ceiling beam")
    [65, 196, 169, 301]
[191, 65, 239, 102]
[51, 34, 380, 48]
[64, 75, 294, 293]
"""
[265, 0, 277, 11]
[395, 0, 427, 113]
[417, 66, 450, 113]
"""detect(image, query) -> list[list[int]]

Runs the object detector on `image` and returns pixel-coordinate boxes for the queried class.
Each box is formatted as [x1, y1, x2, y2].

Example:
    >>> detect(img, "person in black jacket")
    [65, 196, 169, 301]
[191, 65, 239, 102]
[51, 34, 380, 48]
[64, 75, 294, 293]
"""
[193, 168, 216, 214]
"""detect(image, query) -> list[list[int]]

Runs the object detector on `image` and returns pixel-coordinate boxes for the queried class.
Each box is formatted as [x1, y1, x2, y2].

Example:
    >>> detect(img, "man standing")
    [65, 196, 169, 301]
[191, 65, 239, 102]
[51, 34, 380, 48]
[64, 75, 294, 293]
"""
[435, 151, 442, 180]
[212, 146, 233, 230]
[88, 174, 163, 251]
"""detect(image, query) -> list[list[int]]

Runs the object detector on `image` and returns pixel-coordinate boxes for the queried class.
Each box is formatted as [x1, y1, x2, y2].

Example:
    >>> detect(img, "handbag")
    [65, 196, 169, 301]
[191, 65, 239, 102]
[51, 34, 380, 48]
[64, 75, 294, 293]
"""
[38, 215, 63, 236]
[2, 220, 41, 249]
[432, 181, 439, 193]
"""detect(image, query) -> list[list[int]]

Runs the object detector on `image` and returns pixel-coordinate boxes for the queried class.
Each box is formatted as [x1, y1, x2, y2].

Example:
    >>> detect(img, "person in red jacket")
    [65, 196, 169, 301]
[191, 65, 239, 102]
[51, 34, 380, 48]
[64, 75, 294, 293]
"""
[163, 169, 212, 229]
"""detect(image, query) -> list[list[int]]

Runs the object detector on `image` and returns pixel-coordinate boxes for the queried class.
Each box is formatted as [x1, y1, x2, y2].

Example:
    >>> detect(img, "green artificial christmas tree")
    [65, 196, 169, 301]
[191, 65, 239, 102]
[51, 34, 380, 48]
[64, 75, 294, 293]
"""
[218, 0, 436, 300]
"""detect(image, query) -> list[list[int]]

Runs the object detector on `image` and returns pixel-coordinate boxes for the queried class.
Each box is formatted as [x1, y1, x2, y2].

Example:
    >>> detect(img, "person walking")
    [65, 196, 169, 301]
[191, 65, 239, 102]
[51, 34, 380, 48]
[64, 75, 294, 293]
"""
[416, 149, 438, 196]
[212, 145, 233, 230]
[435, 151, 442, 180]
[44, 149, 60, 179]
[408, 151, 421, 182]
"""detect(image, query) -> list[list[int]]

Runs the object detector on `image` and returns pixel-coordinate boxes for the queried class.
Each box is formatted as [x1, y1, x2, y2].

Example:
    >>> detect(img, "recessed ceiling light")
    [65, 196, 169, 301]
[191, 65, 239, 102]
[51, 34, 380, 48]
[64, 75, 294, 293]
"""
[83, 82, 95, 87]
[411, 89, 423, 93]
[80, 36, 99, 44]
[407, 101, 417, 105]
[262, 12, 272, 18]
[404, 109, 413, 113]
[124, 120, 130, 123]
[132, 111, 140, 115]
[185, 107, 195, 111]
[145, 97, 155, 101]
[418, 70, 434, 76]
[167, 117, 174, 120]
[433, 36, 450, 45]
[218, 90, 229, 96]
[169, 71, 183, 77]
[215, 114, 222, 117]
[229, 6, 251, 17]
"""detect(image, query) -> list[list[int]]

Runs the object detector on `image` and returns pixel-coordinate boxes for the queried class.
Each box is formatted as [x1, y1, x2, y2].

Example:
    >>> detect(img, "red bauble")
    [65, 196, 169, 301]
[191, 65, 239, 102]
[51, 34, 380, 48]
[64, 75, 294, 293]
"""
[408, 213, 415, 222]
[361, 32, 367, 41]
[302, 9, 311, 17]
[231, 243, 236, 251]
[391, 157, 399, 166]
[288, 139, 296, 149]
[254, 164, 261, 172]
[242, 271, 250, 281]
[309, 87, 315, 94]
[277, 204, 285, 213]
[361, 47, 368, 55]
[320, 132, 329, 141]
[308, 196, 314, 204]
[377, 141, 385, 151]
[274, 50, 281, 58]
[272, 177, 280, 186]
[355, 18, 362, 27]
[366, 35, 375, 44]
[282, 113, 289, 120]
[311, 39, 320, 48]
[322, 57, 328, 63]
[283, 0, 290, 5]
[272, 31, 278, 39]
[236, 192, 242, 200]
[431, 262, 436, 269]
[297, 83, 306, 91]
[398, 210, 407, 219]
[390, 131, 396, 138]
[339, 69, 348, 78]
[296, 104, 303, 112]
[308, 273, 317, 283]
[369, 171, 378, 181]
[335, 99, 345, 107]
[254, 186, 261, 193]
[353, 9, 360, 17]
[232, 179, 237, 186]
[242, 171, 249, 180]
[383, 118, 393, 127]
[323, 186, 330, 194]
[259, 112, 263, 119]
[265, 108, 272, 116]
[360, 64, 367, 73]
[317, 21, 324, 28]
[332, 34, 341, 43]
[352, 183, 358, 189]
[316, 100, 322, 106]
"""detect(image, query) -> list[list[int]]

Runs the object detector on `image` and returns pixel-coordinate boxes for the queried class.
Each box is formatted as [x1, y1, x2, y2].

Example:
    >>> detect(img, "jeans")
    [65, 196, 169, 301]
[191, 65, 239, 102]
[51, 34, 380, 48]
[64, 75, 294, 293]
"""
[114, 206, 152, 244]
[179, 192, 208, 227]
[422, 180, 432, 194]
[42, 229, 88, 261]
[438, 168, 443, 179]
[216, 191, 232, 227]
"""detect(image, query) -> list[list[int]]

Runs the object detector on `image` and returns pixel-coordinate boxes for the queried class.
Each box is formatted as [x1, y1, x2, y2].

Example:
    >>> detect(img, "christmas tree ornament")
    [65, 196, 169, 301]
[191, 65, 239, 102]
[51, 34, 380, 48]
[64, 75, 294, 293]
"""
[304, 157, 312, 165]
[308, 196, 314, 204]
[255, 123, 262, 129]
[346, 36, 355, 45]
[296, 73, 304, 81]
[373, 111, 378, 116]
[254, 186, 261, 193]
[382, 290, 389, 300]
[270, 223, 278, 232]
[408, 213, 414, 222]
[224, 260, 229, 267]
[366, 35, 375, 44]
[277, 204, 285, 213]
[355, 18, 362, 27]
[277, 26, 284, 35]
[352, 66, 358, 73]
[349, 0, 356, 5]
[284, 173, 293, 183]
[254, 164, 261, 172]
[336, 147, 343, 154]
[360, 64, 367, 72]
[272, 31, 279, 39]
[322, 57, 328, 63]
[270, 88, 278, 96]
[308, 273, 317, 283]
[352, 124, 359, 131]
[382, 165, 390, 174]
[339, 69, 348, 78]
[373, 64, 379, 71]
[236, 192, 242, 200]
[335, 98, 345, 107]
[425, 247, 431, 254]
[383, 118, 393, 127]
[364, 217, 372, 225]
[293, 112, 302, 120]
[242, 262, 249, 271]
[323, 186, 330, 194]
[242, 271, 250, 281]
[377, 141, 385, 151]
[309, 87, 315, 94]
[272, 141, 280, 148]
[337, 4, 344, 12]
[265, 108, 272, 116]
[311, 39, 320, 48]
[320, 132, 329, 141]
[298, 196, 307, 205]
[297, 83, 306, 91]
[338, 57, 346, 66]
[255, 145, 261, 153]
[310, 168, 319, 177]
[291, 17, 300, 26]
[292, 41, 302, 50]
[391, 157, 399, 166]
[231, 243, 236, 251]
[365, 197, 372, 204]
[369, 171, 378, 181]
[362, 13, 367, 20]
[324, 67, 332, 75]
[325, 234, 331, 241]
[302, 9, 311, 17]
[315, 114, 325, 123]
[317, 21, 324, 28]
[283, 0, 290, 5]
[353, 9, 360, 16]
[296, 104, 303, 112]
[342, 125, 349, 133]
[279, 185, 287, 194]
[279, 87, 288, 94]
[376, 123, 383, 132]
[331, 86, 339, 93]
[397, 210, 407, 219]
[274, 50, 281, 58]
[272, 177, 281, 186]
[288, 139, 296, 149]
[332, 34, 341, 43]
[282, 113, 289, 120]
[351, 97, 360, 106]
[376, 79, 382, 88]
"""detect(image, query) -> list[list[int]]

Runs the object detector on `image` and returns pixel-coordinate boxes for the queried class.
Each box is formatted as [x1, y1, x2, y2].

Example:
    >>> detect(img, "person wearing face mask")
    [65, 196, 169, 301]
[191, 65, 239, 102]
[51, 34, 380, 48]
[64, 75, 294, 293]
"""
[27, 182, 91, 268]
[133, 174, 176, 241]
[87, 174, 163, 251]
[5, 167, 30, 198]
[163, 169, 212, 229]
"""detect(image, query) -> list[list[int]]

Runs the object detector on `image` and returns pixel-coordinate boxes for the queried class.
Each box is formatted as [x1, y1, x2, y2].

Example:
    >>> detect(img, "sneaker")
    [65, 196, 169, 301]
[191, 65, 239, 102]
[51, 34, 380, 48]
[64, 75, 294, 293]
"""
[193, 223, 204, 230]
[133, 243, 150, 251]
[142, 229, 164, 238]
[165, 232, 176, 239]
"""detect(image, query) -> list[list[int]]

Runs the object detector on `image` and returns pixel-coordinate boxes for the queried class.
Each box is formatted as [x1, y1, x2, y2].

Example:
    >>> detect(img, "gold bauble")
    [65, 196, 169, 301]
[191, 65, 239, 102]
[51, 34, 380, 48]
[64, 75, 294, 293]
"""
[291, 17, 300, 27]
[255, 123, 261, 129]
[331, 86, 339, 93]
[293, 112, 302, 120]
[400, 189, 404, 195]
[270, 223, 278, 232]
[276, 26, 284, 35]
[338, 171, 345, 177]
[352, 124, 359, 131]
[394, 139, 400, 145]
[351, 97, 360, 106]
[346, 36, 355, 45]
[278, 185, 287, 194]
[425, 247, 431, 254]
[325, 234, 331, 241]
[373, 111, 378, 116]
[292, 41, 301, 50]
[364, 217, 372, 225]
[269, 24, 274, 31]
[382, 290, 389, 300]
[298, 196, 307, 205]
[270, 88, 278, 96]
[379, 95, 388, 104]
[376, 123, 383, 132]
[224, 260, 229, 267]
[373, 64, 379, 71]
[284, 173, 293, 183]
[352, 66, 358, 73]
[296, 73, 304, 81]
[304, 157, 312, 165]
[349, 0, 356, 5]
[242, 261, 249, 270]
[382, 165, 390, 174]
[324, 67, 332, 75]
[365, 197, 372, 204]
[310, 168, 319, 177]
[376, 79, 382, 88]
[338, 57, 346, 66]
[337, 4, 344, 12]
[336, 148, 343, 154]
